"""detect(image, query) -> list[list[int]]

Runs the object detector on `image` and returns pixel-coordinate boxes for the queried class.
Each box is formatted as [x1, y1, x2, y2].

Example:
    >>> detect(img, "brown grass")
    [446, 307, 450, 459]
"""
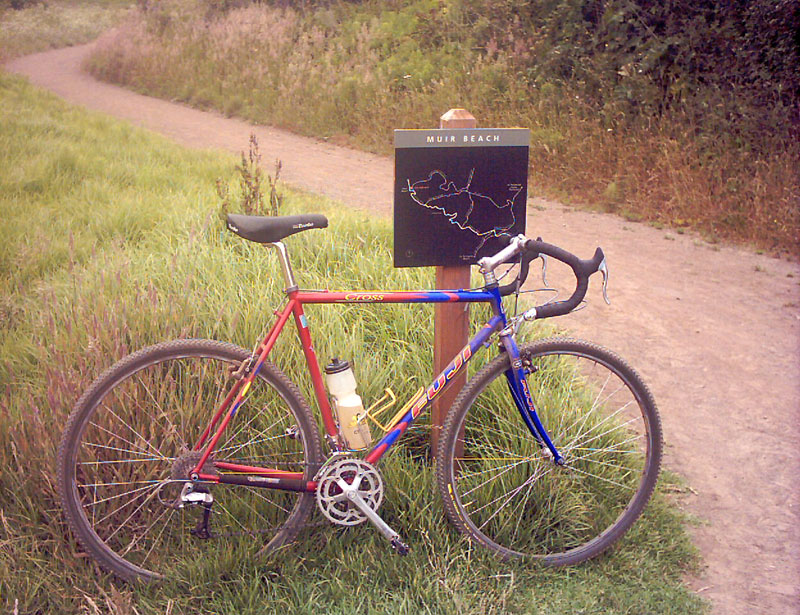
[84, 2, 799, 256]
[0, 0, 129, 62]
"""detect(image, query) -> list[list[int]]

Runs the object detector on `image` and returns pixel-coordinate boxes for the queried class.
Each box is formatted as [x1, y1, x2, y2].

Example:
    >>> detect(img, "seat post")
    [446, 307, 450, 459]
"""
[266, 241, 298, 293]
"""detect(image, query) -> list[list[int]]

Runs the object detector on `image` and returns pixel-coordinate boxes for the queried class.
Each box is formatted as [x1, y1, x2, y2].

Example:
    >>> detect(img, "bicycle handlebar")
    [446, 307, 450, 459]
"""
[483, 235, 606, 319]
[496, 240, 535, 297]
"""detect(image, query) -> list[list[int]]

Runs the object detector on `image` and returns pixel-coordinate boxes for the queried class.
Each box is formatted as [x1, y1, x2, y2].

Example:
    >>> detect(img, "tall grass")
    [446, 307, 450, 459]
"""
[0, 73, 705, 613]
[0, 0, 130, 62]
[84, 0, 799, 255]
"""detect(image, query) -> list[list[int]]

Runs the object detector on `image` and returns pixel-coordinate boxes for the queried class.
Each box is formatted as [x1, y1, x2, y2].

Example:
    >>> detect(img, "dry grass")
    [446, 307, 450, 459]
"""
[84, 1, 798, 256]
[0, 0, 130, 62]
[526, 118, 799, 251]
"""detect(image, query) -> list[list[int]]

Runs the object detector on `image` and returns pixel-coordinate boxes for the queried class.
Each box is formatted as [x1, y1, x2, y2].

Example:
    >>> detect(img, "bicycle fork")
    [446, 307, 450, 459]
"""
[499, 332, 564, 464]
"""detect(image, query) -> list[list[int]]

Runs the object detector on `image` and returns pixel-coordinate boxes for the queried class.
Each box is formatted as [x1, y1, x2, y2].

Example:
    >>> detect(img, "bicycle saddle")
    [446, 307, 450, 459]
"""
[226, 213, 328, 244]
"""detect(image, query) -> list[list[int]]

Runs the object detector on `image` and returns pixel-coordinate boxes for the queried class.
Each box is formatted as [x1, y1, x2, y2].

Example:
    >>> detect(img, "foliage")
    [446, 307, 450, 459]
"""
[187, 0, 799, 151]
[217, 133, 283, 218]
[453, 0, 799, 152]
[0, 0, 131, 62]
[3, 0, 40, 9]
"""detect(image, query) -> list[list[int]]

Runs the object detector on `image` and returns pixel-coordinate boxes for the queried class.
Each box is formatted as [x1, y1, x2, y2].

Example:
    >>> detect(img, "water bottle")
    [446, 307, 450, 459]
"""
[324, 358, 372, 450]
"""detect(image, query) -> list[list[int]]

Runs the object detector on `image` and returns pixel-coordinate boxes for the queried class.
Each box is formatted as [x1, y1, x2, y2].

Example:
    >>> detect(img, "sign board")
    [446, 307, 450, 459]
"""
[394, 128, 529, 267]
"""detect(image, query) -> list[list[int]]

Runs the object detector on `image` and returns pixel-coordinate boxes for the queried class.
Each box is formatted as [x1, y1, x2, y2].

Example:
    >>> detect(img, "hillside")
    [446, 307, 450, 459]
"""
[86, 0, 799, 254]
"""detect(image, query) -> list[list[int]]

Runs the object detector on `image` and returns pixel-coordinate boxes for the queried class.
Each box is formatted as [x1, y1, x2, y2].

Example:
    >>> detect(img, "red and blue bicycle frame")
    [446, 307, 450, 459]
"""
[189, 284, 562, 492]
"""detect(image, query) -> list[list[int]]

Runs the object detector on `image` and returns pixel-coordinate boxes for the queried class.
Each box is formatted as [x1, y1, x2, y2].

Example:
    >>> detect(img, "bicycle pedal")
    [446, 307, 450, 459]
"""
[390, 538, 410, 556]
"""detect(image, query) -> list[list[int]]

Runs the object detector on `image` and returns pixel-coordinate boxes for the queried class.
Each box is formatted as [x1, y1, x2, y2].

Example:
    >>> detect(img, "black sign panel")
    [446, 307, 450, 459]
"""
[394, 128, 529, 268]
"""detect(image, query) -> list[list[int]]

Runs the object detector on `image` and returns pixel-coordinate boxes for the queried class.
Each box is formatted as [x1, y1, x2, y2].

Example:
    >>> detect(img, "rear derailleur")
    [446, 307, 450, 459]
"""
[178, 482, 214, 540]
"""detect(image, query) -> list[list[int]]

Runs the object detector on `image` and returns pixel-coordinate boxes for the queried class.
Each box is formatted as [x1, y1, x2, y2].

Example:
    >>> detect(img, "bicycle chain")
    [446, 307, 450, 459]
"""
[183, 458, 335, 539]
[186, 509, 331, 539]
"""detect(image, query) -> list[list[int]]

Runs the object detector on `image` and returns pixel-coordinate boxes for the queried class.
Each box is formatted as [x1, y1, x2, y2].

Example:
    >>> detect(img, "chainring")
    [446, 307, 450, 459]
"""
[315, 458, 384, 526]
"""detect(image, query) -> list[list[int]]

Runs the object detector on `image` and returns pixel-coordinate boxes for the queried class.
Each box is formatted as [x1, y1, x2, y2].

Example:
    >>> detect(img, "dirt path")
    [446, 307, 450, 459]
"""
[6, 43, 800, 614]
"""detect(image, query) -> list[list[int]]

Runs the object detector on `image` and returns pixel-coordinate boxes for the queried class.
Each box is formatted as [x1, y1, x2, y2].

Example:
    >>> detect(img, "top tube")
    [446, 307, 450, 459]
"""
[294, 289, 498, 304]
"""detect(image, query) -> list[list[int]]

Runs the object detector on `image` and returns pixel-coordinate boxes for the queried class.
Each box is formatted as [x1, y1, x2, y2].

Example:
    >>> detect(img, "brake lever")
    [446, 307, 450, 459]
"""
[535, 236, 549, 287]
[540, 254, 549, 287]
[598, 258, 610, 305]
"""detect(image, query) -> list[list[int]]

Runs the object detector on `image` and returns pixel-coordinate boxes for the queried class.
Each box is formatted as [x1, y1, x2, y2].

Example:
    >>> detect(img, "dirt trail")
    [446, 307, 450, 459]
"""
[6, 43, 800, 614]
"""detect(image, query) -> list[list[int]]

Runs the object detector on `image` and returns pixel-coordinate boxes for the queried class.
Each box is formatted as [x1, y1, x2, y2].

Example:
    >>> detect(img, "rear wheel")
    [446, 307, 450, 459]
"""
[58, 339, 323, 581]
[436, 338, 662, 565]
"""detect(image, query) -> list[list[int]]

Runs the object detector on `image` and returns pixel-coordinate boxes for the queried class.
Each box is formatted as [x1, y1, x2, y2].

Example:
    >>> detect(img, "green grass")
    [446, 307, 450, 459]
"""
[0, 0, 130, 63]
[0, 72, 706, 614]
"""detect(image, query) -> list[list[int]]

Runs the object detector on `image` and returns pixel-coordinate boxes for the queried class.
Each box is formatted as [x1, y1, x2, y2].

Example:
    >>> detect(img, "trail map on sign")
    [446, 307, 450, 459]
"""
[405, 168, 524, 258]
[394, 129, 529, 267]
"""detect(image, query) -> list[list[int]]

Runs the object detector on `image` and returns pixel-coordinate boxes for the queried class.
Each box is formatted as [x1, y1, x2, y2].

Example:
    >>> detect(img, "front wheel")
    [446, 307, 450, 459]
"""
[436, 338, 662, 565]
[57, 339, 323, 581]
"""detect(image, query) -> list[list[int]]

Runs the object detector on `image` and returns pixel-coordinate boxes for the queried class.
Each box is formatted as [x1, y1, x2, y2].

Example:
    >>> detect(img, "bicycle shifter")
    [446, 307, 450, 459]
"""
[598, 258, 610, 304]
[540, 254, 549, 287]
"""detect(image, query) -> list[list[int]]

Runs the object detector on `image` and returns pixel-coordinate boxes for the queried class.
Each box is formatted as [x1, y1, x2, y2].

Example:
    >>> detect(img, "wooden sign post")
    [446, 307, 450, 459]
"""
[431, 109, 476, 452]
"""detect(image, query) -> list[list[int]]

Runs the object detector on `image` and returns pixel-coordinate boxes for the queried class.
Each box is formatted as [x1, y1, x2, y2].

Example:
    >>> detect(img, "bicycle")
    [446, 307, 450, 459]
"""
[57, 212, 662, 581]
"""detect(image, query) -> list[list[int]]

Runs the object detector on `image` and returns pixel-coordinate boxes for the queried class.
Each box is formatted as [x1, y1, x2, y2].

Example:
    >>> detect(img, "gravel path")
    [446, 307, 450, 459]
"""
[6, 42, 800, 614]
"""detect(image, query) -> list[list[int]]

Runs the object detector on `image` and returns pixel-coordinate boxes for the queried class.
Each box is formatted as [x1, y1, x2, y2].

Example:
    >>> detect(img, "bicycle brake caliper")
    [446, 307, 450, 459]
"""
[228, 357, 253, 381]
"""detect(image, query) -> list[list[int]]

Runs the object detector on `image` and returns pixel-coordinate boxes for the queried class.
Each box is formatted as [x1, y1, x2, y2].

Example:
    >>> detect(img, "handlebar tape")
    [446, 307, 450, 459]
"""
[497, 240, 605, 317]
[530, 243, 605, 319]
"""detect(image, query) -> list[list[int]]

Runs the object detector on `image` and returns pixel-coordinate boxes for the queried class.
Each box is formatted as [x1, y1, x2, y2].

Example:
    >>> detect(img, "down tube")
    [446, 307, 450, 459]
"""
[365, 315, 504, 465]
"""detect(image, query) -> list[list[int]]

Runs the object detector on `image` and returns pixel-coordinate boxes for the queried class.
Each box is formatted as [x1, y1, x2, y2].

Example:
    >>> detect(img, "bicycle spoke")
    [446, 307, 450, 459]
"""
[79, 457, 168, 466]
[461, 457, 546, 503]
[563, 463, 636, 491]
[82, 440, 171, 461]
[559, 370, 614, 442]
[217, 428, 287, 460]
[88, 421, 155, 458]
[124, 502, 175, 558]
[103, 483, 164, 540]
[81, 482, 165, 508]
[508, 469, 541, 538]
[141, 507, 178, 567]
[243, 485, 292, 516]
[476, 470, 543, 529]
[102, 405, 166, 460]
[213, 499, 256, 537]
[218, 409, 284, 455]
[463, 460, 550, 514]
[134, 372, 189, 451]
[570, 432, 644, 457]
[440, 340, 660, 562]
[567, 454, 638, 476]
[565, 414, 641, 455]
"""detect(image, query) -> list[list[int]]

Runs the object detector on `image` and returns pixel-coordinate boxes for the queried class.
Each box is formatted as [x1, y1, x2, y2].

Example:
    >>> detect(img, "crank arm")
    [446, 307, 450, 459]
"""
[338, 479, 409, 555]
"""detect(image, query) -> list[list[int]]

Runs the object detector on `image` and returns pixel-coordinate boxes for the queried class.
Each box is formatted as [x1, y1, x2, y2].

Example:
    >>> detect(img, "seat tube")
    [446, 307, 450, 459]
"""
[291, 298, 339, 441]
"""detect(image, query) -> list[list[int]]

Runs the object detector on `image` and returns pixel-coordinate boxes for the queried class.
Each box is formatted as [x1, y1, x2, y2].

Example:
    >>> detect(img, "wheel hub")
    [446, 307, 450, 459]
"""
[158, 450, 217, 509]
[171, 450, 216, 482]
